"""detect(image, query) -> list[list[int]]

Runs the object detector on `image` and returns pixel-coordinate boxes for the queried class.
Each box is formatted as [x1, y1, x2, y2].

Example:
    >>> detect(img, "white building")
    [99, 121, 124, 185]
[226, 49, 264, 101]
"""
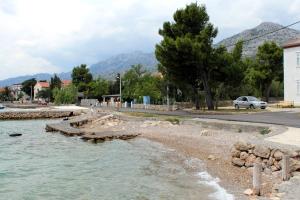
[34, 81, 50, 101]
[283, 38, 300, 106]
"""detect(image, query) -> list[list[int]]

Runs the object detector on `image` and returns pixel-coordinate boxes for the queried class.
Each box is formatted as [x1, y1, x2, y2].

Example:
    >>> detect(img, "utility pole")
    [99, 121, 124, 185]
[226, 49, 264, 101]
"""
[166, 83, 170, 111]
[31, 85, 33, 103]
[117, 73, 122, 108]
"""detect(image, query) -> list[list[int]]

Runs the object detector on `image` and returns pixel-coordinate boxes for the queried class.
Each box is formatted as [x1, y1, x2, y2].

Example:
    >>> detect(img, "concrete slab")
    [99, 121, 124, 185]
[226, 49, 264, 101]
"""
[266, 127, 300, 147]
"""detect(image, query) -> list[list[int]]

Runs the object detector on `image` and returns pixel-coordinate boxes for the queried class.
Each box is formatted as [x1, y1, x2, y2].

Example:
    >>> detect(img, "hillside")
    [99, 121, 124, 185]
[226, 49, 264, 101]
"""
[0, 51, 157, 87]
[89, 51, 158, 77]
[216, 22, 300, 57]
[1, 22, 298, 87]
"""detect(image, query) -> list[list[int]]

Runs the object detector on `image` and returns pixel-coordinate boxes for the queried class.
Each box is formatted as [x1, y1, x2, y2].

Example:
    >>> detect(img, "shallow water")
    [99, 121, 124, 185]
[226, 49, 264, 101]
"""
[0, 120, 234, 200]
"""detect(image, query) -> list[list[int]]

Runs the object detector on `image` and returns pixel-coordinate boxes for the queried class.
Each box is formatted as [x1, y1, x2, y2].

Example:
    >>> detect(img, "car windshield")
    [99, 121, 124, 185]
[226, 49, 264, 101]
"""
[248, 96, 258, 101]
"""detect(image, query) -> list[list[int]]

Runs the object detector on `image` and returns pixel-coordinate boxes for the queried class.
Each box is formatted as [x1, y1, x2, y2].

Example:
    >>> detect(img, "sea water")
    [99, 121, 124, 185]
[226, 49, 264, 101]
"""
[0, 120, 234, 200]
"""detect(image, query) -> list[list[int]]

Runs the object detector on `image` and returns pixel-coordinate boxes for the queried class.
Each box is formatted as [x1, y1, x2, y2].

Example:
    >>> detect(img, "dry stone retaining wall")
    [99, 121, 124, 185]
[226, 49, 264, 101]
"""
[231, 141, 300, 174]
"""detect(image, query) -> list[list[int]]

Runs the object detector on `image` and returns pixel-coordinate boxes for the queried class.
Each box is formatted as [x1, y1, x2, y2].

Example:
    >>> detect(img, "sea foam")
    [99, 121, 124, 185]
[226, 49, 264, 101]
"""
[197, 171, 235, 200]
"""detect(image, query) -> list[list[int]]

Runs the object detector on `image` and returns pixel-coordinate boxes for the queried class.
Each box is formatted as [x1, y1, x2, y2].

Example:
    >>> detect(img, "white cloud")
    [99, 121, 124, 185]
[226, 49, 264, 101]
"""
[0, 0, 299, 80]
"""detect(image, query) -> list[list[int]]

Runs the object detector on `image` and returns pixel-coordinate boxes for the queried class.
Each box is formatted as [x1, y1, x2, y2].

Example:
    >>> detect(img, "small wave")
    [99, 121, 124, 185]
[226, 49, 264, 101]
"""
[197, 171, 235, 200]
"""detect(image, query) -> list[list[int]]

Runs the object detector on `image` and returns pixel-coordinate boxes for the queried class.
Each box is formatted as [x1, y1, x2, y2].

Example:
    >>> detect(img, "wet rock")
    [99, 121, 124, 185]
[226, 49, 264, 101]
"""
[232, 157, 245, 167]
[253, 145, 271, 158]
[240, 152, 249, 160]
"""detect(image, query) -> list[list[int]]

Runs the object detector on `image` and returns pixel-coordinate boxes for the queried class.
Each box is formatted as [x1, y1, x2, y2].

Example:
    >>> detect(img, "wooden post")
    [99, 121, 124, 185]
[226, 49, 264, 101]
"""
[282, 155, 290, 181]
[253, 163, 262, 196]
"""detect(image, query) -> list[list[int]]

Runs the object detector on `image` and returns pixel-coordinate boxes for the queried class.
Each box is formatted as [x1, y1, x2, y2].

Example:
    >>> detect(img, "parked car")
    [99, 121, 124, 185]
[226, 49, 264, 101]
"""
[233, 96, 267, 109]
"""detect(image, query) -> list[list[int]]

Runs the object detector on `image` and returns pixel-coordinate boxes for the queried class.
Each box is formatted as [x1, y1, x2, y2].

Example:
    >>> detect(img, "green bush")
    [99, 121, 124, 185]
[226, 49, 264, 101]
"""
[53, 85, 78, 105]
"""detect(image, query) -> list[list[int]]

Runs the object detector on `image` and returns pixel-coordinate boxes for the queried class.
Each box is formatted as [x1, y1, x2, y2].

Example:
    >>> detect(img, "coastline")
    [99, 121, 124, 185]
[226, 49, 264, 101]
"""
[76, 111, 278, 199]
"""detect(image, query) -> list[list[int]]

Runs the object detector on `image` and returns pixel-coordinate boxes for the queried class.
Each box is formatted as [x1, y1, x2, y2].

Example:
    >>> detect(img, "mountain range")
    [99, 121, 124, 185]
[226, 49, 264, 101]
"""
[0, 22, 299, 87]
[216, 22, 300, 57]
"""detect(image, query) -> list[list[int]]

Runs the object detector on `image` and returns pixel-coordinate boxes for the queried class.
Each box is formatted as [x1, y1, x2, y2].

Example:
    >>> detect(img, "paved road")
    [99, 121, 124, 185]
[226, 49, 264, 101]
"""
[117, 108, 300, 128]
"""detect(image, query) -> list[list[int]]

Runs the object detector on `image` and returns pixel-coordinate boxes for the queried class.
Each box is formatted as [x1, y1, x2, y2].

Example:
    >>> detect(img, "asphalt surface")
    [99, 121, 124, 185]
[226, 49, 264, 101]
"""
[118, 108, 300, 128]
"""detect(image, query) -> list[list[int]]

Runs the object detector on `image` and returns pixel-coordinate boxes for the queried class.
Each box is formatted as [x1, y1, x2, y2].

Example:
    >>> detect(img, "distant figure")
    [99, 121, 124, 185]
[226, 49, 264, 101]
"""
[69, 112, 74, 117]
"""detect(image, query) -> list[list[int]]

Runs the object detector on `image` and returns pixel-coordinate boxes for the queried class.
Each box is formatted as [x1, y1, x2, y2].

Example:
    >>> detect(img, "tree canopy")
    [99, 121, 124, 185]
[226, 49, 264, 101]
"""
[122, 64, 162, 102]
[245, 41, 283, 102]
[155, 3, 222, 110]
[71, 64, 93, 93]
[21, 78, 37, 98]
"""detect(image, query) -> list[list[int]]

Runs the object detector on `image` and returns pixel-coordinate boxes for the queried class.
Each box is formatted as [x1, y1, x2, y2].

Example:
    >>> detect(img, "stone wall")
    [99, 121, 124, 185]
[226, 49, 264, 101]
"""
[0, 111, 80, 120]
[231, 141, 300, 174]
[80, 99, 99, 106]
[131, 104, 178, 111]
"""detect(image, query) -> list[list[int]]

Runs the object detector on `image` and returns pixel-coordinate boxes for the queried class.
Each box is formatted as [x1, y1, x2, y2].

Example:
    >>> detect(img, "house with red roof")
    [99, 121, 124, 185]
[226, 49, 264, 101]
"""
[61, 80, 72, 88]
[34, 81, 49, 101]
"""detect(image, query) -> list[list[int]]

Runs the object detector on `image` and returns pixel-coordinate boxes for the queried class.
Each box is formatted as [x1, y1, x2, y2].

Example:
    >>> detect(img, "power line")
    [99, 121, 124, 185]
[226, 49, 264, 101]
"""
[223, 20, 300, 48]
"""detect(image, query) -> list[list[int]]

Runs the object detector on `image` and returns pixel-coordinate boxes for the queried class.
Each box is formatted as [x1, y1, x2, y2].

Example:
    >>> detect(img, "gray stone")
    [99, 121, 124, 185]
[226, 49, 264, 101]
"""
[253, 145, 271, 158]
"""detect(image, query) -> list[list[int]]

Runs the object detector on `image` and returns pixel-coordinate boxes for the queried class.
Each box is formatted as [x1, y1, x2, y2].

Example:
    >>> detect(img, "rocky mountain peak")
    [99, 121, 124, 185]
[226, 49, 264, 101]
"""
[216, 21, 300, 57]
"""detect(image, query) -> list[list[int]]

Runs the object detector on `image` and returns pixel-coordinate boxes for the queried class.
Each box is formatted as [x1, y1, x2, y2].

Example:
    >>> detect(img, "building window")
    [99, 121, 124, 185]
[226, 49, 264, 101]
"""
[297, 80, 300, 95]
[297, 53, 300, 67]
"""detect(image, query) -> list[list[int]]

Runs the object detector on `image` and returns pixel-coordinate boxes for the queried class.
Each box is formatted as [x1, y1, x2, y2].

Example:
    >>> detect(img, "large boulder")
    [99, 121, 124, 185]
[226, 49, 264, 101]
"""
[253, 145, 271, 159]
[232, 158, 245, 167]
[234, 141, 252, 151]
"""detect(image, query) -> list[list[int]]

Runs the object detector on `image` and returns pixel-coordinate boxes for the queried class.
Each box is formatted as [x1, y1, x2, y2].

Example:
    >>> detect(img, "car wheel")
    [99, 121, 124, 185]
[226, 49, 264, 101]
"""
[250, 104, 255, 109]
[235, 104, 239, 109]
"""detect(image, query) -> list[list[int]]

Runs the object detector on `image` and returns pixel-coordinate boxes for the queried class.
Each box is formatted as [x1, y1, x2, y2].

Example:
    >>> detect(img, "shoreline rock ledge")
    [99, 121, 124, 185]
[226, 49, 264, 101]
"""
[45, 114, 140, 143]
[0, 111, 80, 120]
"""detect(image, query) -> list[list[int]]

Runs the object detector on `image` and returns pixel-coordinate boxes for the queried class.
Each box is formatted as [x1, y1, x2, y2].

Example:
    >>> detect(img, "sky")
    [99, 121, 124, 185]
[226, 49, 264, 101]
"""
[0, 0, 300, 80]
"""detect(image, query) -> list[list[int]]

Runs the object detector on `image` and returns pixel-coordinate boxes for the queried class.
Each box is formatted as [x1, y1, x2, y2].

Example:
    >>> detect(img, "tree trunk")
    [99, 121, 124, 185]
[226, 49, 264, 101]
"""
[201, 73, 214, 110]
[194, 88, 200, 110]
[264, 82, 272, 102]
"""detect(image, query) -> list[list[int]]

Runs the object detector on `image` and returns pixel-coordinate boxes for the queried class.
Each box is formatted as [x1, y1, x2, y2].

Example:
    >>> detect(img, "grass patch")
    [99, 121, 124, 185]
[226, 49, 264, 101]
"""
[259, 128, 271, 135]
[165, 117, 180, 125]
[124, 112, 157, 118]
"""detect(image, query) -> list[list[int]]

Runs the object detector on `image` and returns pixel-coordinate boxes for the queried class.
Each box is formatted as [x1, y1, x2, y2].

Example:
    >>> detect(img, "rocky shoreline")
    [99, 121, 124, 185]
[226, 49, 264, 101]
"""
[42, 109, 300, 199]
[0, 110, 80, 120]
